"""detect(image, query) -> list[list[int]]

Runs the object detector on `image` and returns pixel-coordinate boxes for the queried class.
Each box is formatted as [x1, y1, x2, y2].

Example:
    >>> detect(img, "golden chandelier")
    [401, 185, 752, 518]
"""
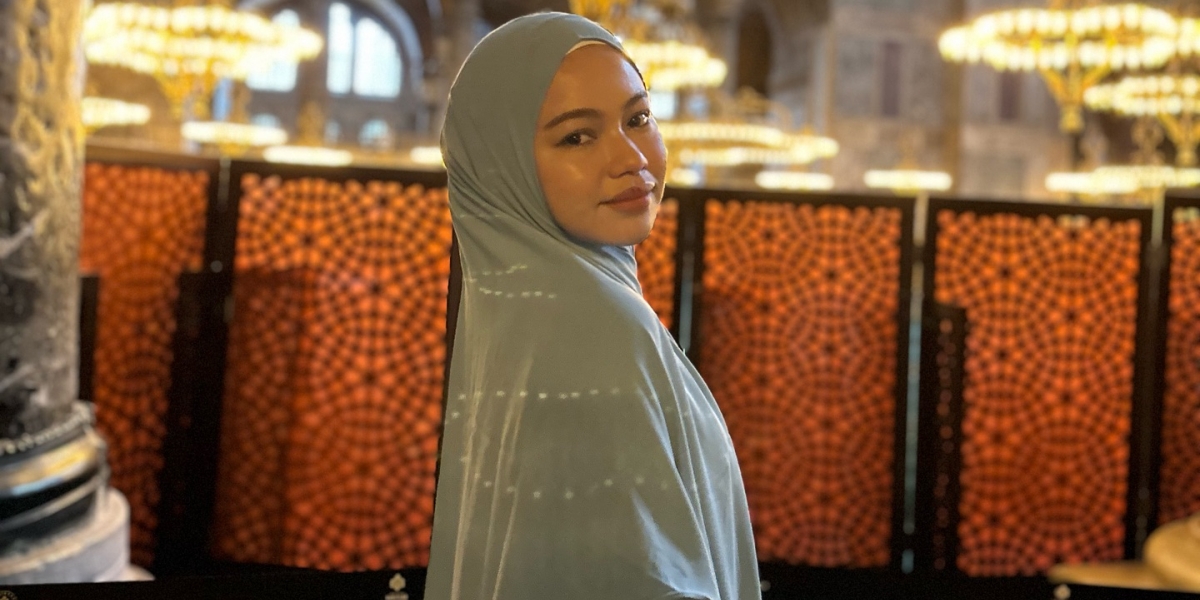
[660, 88, 839, 168]
[84, 1, 323, 119]
[1084, 12, 1200, 166]
[570, 0, 726, 90]
[81, 97, 151, 134]
[939, 1, 1179, 133]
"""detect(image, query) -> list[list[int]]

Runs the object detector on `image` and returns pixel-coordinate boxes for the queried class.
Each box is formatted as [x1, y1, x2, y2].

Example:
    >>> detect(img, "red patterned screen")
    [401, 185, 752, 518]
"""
[698, 200, 903, 567]
[932, 211, 1141, 575]
[1161, 208, 1200, 524]
[636, 198, 677, 329]
[79, 163, 211, 566]
[211, 176, 452, 570]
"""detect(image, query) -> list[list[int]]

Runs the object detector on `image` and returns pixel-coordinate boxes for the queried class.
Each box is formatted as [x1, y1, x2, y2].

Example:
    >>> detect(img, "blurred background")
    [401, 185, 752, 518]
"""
[2, 0, 1200, 598]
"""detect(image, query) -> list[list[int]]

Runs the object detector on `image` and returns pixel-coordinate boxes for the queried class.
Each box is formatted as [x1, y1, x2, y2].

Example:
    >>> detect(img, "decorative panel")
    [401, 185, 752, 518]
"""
[212, 175, 452, 570]
[931, 210, 1141, 575]
[79, 163, 211, 566]
[698, 200, 903, 567]
[635, 198, 677, 329]
[1161, 208, 1200, 524]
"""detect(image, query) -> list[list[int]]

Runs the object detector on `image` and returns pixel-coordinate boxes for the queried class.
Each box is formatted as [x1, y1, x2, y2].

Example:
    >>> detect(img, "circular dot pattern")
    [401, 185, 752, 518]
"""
[210, 175, 452, 570]
[79, 163, 211, 567]
[635, 198, 678, 329]
[932, 210, 1140, 575]
[698, 200, 902, 567]
[1161, 209, 1200, 524]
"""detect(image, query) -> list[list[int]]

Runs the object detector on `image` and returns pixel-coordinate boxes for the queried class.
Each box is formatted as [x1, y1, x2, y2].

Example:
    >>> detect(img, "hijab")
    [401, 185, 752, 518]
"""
[426, 12, 761, 600]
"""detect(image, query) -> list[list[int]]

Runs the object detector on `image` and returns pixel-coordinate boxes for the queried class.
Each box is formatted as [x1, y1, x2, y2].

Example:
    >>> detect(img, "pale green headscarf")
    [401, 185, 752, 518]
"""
[426, 12, 761, 600]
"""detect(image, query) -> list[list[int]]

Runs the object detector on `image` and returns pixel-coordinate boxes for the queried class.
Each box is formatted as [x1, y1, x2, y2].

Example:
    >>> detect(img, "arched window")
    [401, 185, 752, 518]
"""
[325, 121, 342, 144]
[359, 118, 392, 149]
[650, 91, 677, 120]
[327, 2, 402, 98]
[212, 79, 234, 120]
[247, 9, 301, 92]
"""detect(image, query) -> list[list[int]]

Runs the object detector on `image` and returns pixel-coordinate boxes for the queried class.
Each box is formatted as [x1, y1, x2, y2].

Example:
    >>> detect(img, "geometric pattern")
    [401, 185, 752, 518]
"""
[931, 209, 1141, 575]
[635, 198, 678, 329]
[210, 175, 452, 570]
[1161, 207, 1200, 524]
[698, 199, 904, 567]
[79, 163, 211, 567]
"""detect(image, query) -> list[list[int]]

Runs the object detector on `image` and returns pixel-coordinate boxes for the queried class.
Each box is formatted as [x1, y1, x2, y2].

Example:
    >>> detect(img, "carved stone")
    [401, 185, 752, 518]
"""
[0, 0, 135, 584]
[0, 0, 84, 443]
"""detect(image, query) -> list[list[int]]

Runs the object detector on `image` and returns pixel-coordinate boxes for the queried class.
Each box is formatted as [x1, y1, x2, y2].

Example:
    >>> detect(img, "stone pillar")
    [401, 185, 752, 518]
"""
[0, 0, 135, 584]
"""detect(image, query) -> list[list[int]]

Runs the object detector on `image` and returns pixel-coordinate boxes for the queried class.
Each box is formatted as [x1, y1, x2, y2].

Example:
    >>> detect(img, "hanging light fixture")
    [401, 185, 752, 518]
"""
[1056, 118, 1200, 205]
[755, 170, 835, 191]
[570, 0, 727, 91]
[84, 1, 323, 119]
[1084, 6, 1200, 166]
[1044, 170, 1142, 196]
[864, 170, 953, 193]
[182, 121, 287, 155]
[660, 87, 839, 168]
[939, 2, 1179, 133]
[409, 146, 445, 167]
[863, 131, 952, 194]
[81, 97, 151, 133]
[263, 101, 353, 166]
[180, 83, 286, 156]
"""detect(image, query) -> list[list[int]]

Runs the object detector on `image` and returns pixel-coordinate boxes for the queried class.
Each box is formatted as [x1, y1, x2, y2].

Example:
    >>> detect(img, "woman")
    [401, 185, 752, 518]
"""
[427, 11, 760, 600]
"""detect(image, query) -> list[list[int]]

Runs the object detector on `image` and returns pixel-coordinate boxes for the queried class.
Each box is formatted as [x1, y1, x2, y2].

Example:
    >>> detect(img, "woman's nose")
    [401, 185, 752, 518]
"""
[606, 132, 649, 177]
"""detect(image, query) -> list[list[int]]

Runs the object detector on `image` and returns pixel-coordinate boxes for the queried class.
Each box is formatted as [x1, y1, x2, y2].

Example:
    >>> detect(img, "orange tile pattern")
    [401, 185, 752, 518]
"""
[932, 211, 1140, 575]
[1161, 210, 1200, 524]
[211, 176, 452, 570]
[79, 163, 211, 567]
[698, 200, 903, 567]
[635, 198, 678, 329]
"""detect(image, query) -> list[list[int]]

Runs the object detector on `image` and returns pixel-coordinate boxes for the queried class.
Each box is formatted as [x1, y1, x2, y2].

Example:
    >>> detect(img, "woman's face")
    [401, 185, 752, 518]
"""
[534, 43, 668, 246]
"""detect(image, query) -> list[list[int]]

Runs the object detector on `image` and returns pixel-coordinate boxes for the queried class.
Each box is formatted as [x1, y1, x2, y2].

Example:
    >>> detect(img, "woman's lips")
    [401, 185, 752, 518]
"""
[602, 185, 654, 213]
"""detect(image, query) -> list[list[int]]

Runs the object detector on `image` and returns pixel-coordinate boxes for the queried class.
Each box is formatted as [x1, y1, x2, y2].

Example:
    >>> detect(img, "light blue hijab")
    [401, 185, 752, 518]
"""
[426, 12, 761, 600]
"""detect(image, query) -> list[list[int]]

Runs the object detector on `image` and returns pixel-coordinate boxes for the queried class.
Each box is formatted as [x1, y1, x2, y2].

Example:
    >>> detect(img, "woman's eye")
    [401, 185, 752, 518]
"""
[558, 131, 594, 147]
[629, 110, 652, 127]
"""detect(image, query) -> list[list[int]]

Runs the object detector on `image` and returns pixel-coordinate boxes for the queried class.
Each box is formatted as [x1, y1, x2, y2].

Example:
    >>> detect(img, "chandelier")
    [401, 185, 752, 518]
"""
[660, 88, 839, 167]
[755, 170, 835, 191]
[181, 84, 286, 156]
[570, 0, 726, 91]
[864, 170, 953, 194]
[667, 167, 702, 186]
[1084, 8, 1200, 166]
[84, 1, 323, 119]
[409, 146, 445, 167]
[263, 101, 353, 166]
[182, 121, 287, 155]
[1051, 117, 1200, 204]
[1182, 17, 1200, 56]
[939, 2, 1179, 133]
[1045, 170, 1142, 196]
[82, 97, 151, 133]
[1085, 74, 1200, 165]
[1093, 164, 1200, 188]
[863, 131, 952, 194]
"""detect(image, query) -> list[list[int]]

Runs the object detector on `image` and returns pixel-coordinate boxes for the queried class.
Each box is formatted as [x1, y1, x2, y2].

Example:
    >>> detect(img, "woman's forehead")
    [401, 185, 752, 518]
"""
[543, 45, 644, 106]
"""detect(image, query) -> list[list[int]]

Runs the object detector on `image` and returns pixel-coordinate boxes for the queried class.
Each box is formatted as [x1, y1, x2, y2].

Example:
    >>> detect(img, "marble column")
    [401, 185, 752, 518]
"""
[0, 0, 134, 584]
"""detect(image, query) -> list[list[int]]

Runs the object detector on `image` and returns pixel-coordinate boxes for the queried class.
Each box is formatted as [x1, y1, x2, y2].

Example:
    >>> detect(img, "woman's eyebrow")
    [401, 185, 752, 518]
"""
[542, 92, 650, 131]
[543, 107, 601, 130]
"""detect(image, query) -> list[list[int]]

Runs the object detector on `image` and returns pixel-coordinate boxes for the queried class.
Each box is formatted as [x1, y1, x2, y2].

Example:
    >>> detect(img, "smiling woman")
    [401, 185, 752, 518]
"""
[425, 11, 760, 600]
[534, 43, 668, 246]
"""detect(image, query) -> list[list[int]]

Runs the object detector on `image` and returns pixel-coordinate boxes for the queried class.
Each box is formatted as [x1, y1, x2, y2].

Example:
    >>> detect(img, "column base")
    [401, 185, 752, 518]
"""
[0, 488, 142, 585]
